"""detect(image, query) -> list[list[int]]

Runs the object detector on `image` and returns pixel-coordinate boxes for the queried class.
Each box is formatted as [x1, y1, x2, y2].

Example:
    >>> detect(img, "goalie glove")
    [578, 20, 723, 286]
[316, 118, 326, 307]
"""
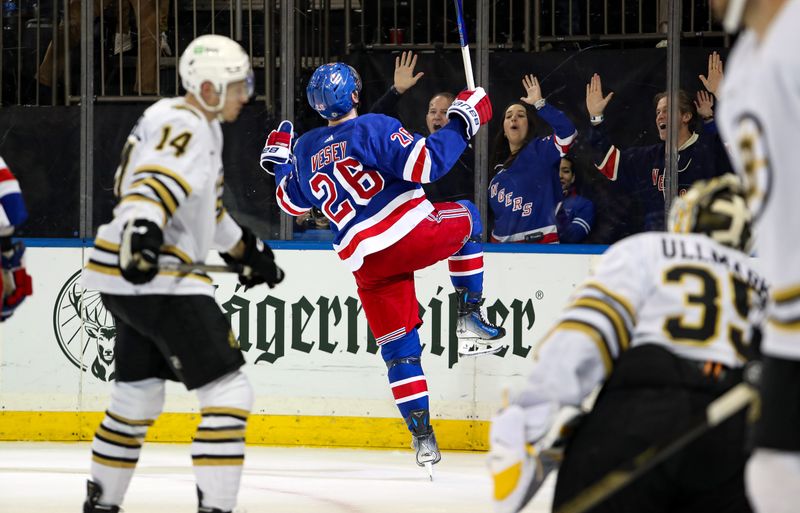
[1, 239, 32, 321]
[119, 219, 163, 285]
[221, 226, 285, 289]
[260, 120, 295, 172]
[489, 405, 559, 513]
[447, 87, 493, 139]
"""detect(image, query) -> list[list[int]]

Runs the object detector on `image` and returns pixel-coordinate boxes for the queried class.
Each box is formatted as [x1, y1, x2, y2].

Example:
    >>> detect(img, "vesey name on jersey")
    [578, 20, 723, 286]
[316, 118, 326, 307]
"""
[311, 141, 348, 172]
[661, 238, 768, 294]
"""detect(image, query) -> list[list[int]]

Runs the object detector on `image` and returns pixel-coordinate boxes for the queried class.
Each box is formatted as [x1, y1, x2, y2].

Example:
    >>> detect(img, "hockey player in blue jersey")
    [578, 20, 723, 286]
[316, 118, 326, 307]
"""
[0, 156, 32, 321]
[261, 62, 506, 476]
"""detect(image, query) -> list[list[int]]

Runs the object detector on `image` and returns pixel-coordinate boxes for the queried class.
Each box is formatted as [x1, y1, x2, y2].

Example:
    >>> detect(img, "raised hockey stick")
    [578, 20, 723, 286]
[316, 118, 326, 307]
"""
[554, 381, 758, 513]
[453, 0, 475, 91]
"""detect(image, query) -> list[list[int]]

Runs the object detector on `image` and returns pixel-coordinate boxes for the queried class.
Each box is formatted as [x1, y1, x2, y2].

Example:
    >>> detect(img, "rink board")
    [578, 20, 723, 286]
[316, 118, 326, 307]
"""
[0, 246, 597, 449]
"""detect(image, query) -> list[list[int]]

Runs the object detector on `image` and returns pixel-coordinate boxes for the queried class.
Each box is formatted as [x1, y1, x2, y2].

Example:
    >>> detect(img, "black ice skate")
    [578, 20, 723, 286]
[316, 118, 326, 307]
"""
[197, 486, 232, 513]
[455, 287, 507, 357]
[406, 408, 441, 480]
[83, 480, 120, 513]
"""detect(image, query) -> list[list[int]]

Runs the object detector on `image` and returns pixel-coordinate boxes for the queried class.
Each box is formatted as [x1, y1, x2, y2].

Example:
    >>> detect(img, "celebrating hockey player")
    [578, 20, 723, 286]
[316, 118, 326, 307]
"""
[0, 156, 32, 322]
[489, 174, 765, 513]
[81, 34, 283, 513]
[713, 0, 800, 511]
[260, 62, 504, 476]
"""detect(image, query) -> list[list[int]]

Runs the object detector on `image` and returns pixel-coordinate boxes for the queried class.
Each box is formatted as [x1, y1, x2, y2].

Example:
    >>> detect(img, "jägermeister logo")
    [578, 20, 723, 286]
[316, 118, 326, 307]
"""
[53, 270, 116, 381]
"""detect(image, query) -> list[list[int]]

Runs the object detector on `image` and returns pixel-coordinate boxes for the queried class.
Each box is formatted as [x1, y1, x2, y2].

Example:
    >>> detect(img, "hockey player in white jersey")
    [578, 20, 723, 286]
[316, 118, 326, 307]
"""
[713, 1, 800, 511]
[81, 34, 283, 513]
[489, 174, 765, 513]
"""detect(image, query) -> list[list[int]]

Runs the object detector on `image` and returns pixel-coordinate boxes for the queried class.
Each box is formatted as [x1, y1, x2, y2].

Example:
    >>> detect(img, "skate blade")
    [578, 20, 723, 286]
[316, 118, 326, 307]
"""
[458, 343, 507, 357]
[424, 461, 434, 481]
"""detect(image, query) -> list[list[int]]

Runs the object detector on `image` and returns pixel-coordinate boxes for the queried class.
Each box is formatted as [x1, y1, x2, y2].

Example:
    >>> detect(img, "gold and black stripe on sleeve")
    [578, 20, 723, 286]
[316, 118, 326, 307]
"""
[584, 280, 637, 325]
[769, 284, 800, 331]
[569, 295, 632, 353]
[121, 165, 191, 221]
[86, 238, 121, 276]
[553, 319, 614, 376]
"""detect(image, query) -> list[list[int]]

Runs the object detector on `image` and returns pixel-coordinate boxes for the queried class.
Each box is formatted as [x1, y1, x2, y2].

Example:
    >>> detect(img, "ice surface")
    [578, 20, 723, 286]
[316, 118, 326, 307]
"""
[0, 442, 555, 512]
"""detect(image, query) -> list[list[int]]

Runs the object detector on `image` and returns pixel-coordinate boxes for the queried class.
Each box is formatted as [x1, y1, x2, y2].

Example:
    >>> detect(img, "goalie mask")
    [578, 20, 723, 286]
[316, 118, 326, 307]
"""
[668, 174, 754, 252]
[179, 34, 254, 113]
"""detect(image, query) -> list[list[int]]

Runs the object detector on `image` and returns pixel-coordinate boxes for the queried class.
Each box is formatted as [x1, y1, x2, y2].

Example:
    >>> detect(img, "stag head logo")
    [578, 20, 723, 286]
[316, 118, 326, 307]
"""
[53, 270, 117, 381]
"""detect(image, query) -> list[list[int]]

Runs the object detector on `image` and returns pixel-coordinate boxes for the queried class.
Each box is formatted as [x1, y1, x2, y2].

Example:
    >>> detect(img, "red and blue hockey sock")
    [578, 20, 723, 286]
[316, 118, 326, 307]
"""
[449, 200, 484, 299]
[381, 330, 429, 427]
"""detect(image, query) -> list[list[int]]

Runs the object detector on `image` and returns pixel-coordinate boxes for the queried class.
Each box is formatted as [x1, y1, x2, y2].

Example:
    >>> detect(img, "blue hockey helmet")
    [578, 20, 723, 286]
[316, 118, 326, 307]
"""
[306, 63, 362, 120]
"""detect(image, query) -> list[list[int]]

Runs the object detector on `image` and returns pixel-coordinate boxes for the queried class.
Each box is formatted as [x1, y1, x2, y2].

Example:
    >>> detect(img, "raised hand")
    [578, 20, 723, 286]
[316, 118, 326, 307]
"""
[520, 74, 543, 106]
[586, 73, 614, 118]
[393, 51, 424, 94]
[699, 51, 724, 97]
[695, 90, 715, 120]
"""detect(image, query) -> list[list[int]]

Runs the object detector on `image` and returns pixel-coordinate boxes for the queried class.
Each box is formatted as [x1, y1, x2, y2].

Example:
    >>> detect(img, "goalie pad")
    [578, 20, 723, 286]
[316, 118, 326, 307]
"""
[489, 404, 583, 513]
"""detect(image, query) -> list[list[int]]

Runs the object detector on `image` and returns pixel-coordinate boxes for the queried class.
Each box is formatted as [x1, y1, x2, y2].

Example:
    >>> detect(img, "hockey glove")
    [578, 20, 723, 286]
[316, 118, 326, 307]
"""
[119, 219, 163, 285]
[447, 87, 493, 139]
[1, 239, 32, 321]
[260, 120, 294, 172]
[488, 405, 561, 513]
[221, 226, 284, 289]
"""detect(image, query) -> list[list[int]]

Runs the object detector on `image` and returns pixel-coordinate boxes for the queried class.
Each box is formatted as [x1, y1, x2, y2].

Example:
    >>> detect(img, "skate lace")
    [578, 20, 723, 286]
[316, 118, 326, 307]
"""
[473, 308, 496, 328]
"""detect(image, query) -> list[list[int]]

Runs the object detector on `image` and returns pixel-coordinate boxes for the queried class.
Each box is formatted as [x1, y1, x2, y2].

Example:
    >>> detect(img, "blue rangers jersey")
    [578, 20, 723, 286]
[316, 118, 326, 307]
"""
[276, 113, 469, 271]
[0, 156, 28, 235]
[488, 104, 577, 243]
[589, 120, 731, 231]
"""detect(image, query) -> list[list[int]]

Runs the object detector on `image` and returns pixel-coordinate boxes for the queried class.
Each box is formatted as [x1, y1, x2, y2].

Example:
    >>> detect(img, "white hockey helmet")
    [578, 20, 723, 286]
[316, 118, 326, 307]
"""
[179, 34, 254, 112]
[668, 173, 754, 252]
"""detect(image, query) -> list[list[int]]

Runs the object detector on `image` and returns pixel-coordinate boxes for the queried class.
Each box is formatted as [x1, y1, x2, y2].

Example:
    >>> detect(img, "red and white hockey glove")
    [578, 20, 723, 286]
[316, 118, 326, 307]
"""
[260, 120, 294, 172]
[447, 87, 492, 139]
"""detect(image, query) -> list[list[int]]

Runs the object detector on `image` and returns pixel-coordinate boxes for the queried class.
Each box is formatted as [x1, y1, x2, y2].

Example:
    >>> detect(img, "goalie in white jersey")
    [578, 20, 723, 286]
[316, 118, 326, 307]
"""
[489, 174, 766, 513]
[713, 0, 800, 511]
[81, 35, 283, 513]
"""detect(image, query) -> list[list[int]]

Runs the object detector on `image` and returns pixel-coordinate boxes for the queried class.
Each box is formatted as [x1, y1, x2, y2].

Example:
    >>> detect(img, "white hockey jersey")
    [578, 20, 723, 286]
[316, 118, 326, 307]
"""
[717, 0, 800, 359]
[514, 232, 767, 440]
[82, 97, 242, 297]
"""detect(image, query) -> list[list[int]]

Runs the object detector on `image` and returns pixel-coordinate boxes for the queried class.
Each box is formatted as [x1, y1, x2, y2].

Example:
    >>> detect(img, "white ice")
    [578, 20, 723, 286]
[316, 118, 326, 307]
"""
[0, 442, 555, 513]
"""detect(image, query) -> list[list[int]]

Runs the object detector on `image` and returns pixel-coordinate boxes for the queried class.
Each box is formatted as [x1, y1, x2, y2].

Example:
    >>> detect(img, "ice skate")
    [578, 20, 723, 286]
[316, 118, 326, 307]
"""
[83, 480, 121, 513]
[455, 287, 506, 357]
[198, 486, 236, 513]
[406, 409, 441, 480]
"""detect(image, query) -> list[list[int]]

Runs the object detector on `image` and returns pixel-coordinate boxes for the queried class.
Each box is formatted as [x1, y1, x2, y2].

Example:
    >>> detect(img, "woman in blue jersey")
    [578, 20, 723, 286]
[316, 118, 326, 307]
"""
[488, 74, 577, 243]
